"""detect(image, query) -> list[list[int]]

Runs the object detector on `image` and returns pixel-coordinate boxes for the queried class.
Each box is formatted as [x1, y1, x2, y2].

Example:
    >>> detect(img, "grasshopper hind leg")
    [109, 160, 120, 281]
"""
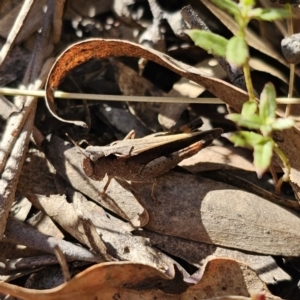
[140, 141, 204, 179]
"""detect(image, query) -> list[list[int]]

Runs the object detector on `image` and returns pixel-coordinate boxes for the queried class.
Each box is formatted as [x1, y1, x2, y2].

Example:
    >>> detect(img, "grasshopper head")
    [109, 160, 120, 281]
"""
[84, 146, 105, 162]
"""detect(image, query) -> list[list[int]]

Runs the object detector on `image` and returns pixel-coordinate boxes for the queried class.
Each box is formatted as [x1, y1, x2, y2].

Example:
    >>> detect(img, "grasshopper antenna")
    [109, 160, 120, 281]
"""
[65, 133, 88, 157]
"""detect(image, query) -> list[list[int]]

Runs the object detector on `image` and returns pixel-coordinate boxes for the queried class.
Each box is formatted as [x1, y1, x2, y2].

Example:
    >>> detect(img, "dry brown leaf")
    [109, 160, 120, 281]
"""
[179, 145, 255, 172]
[28, 192, 178, 273]
[186, 258, 279, 300]
[0, 95, 18, 119]
[97, 105, 151, 138]
[199, 169, 300, 212]
[44, 38, 250, 127]
[249, 58, 287, 84]
[29, 194, 102, 252]
[138, 229, 291, 286]
[113, 59, 165, 131]
[26, 211, 64, 239]
[131, 171, 300, 256]
[10, 196, 32, 222]
[171, 58, 227, 98]
[18, 149, 57, 196]
[0, 241, 46, 261]
[0, 0, 62, 239]
[158, 58, 226, 129]
[114, 58, 189, 130]
[0, 259, 277, 300]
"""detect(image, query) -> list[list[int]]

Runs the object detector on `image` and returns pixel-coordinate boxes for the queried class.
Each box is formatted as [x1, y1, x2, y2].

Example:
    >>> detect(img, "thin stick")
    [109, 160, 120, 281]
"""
[0, 0, 36, 69]
[54, 245, 71, 282]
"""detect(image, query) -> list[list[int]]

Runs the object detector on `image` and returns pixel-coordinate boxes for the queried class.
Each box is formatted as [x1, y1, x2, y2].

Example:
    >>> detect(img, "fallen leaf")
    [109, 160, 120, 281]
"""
[44, 38, 250, 127]
[28, 192, 178, 273]
[179, 145, 255, 172]
[113, 59, 165, 131]
[0, 259, 278, 300]
[131, 171, 300, 256]
[138, 229, 291, 286]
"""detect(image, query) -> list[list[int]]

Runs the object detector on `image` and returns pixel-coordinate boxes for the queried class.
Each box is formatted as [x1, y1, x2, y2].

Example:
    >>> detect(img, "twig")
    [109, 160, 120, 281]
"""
[1, 255, 60, 274]
[0, 0, 36, 69]
[54, 245, 71, 282]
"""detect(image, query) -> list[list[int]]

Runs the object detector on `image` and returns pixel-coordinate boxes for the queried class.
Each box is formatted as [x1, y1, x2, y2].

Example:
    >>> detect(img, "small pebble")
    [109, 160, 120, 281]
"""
[281, 33, 300, 64]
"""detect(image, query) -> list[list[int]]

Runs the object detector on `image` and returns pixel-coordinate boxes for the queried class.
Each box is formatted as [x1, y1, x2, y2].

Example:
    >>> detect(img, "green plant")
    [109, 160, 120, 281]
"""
[186, 0, 294, 193]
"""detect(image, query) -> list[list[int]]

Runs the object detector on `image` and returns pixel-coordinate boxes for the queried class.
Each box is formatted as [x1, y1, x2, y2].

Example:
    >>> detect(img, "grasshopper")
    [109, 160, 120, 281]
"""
[84, 117, 205, 161]
[80, 121, 223, 196]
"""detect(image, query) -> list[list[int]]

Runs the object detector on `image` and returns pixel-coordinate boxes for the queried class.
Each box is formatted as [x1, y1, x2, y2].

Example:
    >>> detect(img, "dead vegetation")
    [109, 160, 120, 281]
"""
[0, 0, 300, 299]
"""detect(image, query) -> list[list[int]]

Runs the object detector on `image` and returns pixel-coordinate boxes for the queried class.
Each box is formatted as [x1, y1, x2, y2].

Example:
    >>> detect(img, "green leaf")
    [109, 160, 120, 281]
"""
[226, 36, 249, 67]
[259, 82, 276, 120]
[226, 114, 263, 130]
[241, 131, 271, 146]
[186, 30, 228, 57]
[224, 131, 268, 148]
[211, 0, 240, 17]
[222, 132, 250, 148]
[253, 140, 274, 178]
[225, 113, 242, 123]
[249, 8, 292, 21]
[238, 116, 264, 130]
[241, 100, 258, 116]
[272, 118, 295, 130]
[225, 131, 274, 178]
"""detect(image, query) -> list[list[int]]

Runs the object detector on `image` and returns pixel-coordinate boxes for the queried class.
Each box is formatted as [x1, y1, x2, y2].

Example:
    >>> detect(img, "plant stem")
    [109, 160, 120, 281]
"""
[239, 13, 256, 102]
[243, 62, 256, 101]
[285, 3, 294, 117]
[273, 144, 291, 194]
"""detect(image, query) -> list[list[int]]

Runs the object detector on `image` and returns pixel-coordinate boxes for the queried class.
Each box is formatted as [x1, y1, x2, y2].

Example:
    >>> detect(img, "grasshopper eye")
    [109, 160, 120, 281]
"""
[82, 157, 94, 178]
